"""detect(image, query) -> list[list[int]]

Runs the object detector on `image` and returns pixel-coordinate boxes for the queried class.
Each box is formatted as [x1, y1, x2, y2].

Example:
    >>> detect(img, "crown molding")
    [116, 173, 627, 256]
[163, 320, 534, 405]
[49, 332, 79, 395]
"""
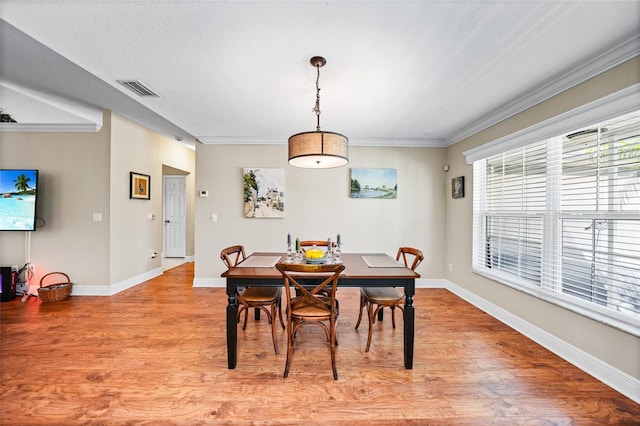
[197, 135, 446, 147]
[1, 80, 104, 129]
[447, 35, 640, 146]
[197, 136, 283, 145]
[0, 123, 102, 132]
[349, 138, 446, 148]
[463, 83, 640, 164]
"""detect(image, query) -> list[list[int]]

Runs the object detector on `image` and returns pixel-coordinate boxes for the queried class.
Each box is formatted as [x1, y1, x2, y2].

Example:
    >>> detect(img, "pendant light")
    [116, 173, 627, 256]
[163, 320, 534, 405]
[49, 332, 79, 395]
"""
[288, 56, 349, 168]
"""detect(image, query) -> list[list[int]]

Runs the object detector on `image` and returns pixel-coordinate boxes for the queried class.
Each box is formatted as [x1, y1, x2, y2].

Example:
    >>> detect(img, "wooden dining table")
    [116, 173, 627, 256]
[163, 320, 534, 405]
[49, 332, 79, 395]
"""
[222, 252, 420, 369]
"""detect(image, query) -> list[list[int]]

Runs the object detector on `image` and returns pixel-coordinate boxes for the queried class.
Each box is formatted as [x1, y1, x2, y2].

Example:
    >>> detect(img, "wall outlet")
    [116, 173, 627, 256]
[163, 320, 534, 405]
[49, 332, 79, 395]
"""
[11, 264, 18, 272]
[448, 263, 453, 272]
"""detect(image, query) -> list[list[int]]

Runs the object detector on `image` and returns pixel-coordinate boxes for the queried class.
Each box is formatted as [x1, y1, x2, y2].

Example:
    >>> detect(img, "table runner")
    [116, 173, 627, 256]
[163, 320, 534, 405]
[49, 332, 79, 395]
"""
[237, 255, 281, 268]
[362, 255, 404, 268]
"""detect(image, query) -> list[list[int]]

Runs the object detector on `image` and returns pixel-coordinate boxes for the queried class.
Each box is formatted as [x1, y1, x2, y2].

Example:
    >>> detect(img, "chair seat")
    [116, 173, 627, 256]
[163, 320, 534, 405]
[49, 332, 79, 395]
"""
[241, 286, 281, 303]
[291, 296, 339, 318]
[361, 287, 404, 303]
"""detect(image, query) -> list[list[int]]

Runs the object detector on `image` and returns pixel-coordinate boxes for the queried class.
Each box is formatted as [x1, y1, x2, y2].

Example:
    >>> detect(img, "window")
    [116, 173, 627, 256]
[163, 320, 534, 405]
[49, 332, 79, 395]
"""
[472, 109, 640, 334]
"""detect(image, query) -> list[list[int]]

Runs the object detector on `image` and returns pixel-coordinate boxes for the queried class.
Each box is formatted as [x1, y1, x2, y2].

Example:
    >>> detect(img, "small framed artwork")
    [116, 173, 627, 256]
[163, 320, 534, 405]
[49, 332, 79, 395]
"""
[130, 172, 150, 200]
[452, 176, 464, 199]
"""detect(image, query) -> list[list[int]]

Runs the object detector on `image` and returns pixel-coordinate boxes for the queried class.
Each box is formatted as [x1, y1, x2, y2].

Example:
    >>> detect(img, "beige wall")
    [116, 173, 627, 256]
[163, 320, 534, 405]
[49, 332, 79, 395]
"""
[0, 112, 112, 288]
[444, 57, 640, 379]
[0, 111, 196, 293]
[194, 144, 446, 281]
[109, 113, 195, 284]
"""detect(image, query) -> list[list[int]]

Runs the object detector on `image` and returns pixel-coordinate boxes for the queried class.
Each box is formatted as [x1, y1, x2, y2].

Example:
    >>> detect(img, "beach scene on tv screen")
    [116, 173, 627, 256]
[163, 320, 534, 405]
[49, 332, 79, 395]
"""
[0, 170, 38, 231]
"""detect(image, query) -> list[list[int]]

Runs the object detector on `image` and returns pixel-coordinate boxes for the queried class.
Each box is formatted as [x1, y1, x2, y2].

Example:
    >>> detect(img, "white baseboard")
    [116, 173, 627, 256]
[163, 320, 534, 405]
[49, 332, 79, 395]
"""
[416, 278, 447, 288]
[193, 277, 225, 287]
[69, 284, 112, 296]
[443, 279, 640, 404]
[70, 267, 163, 296]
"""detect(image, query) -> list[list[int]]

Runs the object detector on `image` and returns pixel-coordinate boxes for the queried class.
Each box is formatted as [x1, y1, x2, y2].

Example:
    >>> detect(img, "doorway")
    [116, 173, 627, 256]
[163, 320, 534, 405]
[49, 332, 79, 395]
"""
[163, 175, 187, 258]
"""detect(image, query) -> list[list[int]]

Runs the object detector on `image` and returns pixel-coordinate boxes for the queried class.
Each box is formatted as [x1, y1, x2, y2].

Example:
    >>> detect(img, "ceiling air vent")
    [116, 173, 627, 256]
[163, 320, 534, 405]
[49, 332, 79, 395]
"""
[117, 80, 160, 97]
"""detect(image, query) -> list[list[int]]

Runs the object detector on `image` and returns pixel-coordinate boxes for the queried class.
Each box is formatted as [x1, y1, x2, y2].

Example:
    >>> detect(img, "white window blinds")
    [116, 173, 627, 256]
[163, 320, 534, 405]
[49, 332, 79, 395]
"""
[473, 110, 640, 333]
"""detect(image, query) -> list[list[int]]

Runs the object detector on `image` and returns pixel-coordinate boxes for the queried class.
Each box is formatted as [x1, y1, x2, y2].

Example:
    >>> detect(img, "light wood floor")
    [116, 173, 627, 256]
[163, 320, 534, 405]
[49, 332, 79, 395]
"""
[1, 262, 638, 425]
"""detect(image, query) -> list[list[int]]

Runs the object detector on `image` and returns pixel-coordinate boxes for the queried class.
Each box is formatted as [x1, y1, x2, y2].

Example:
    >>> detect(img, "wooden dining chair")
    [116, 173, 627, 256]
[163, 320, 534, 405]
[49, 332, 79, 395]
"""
[276, 262, 345, 380]
[355, 246, 423, 352]
[220, 245, 285, 354]
[298, 240, 338, 296]
[299, 240, 336, 252]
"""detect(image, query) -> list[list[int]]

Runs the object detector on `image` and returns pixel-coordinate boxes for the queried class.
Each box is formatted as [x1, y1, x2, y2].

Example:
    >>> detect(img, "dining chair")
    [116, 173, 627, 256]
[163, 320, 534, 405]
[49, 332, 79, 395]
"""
[355, 246, 424, 352]
[276, 262, 345, 380]
[298, 240, 338, 296]
[220, 245, 285, 354]
[299, 240, 336, 252]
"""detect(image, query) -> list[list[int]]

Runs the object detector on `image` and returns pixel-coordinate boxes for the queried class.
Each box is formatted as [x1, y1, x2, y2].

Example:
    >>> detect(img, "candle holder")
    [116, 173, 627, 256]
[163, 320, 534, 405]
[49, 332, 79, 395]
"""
[325, 239, 334, 264]
[285, 243, 294, 263]
[334, 243, 342, 263]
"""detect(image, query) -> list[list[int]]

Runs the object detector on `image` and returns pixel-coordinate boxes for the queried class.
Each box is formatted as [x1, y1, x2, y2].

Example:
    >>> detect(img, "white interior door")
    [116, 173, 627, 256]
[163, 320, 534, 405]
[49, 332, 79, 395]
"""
[163, 175, 186, 258]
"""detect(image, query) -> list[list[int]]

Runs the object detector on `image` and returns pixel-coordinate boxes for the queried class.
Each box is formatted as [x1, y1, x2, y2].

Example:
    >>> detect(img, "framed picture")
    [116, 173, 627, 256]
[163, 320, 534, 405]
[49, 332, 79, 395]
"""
[350, 168, 397, 199]
[243, 168, 284, 218]
[130, 172, 150, 200]
[452, 176, 464, 199]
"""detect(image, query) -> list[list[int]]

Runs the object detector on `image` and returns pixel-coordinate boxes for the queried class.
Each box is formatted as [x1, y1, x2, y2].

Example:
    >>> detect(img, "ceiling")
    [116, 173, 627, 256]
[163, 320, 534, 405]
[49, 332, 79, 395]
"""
[1, 1, 639, 150]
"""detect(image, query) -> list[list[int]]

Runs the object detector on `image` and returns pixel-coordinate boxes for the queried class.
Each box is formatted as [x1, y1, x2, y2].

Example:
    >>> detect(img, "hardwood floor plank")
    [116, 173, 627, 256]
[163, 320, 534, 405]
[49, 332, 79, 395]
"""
[1, 262, 638, 425]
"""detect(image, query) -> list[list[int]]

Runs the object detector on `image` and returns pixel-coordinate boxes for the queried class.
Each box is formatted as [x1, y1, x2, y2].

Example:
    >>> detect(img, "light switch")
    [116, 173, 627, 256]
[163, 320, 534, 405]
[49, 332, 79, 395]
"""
[92, 213, 102, 222]
[211, 213, 218, 222]
[147, 213, 155, 221]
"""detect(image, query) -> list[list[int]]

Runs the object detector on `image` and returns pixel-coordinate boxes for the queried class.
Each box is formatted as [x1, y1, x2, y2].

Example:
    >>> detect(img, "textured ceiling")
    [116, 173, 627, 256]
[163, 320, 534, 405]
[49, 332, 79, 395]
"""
[1, 1, 639, 149]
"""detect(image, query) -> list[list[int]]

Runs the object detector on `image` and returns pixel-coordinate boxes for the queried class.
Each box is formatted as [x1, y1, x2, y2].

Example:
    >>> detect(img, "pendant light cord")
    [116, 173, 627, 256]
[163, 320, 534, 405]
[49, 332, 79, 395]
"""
[313, 64, 321, 131]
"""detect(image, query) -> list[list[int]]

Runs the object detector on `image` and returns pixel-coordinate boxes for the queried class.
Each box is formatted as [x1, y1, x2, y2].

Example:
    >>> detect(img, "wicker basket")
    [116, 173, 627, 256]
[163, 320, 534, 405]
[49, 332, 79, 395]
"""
[38, 272, 72, 302]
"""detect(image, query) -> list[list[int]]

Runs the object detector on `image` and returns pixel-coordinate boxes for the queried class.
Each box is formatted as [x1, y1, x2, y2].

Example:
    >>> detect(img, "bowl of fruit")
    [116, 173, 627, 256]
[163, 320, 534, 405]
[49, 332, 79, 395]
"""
[304, 246, 326, 264]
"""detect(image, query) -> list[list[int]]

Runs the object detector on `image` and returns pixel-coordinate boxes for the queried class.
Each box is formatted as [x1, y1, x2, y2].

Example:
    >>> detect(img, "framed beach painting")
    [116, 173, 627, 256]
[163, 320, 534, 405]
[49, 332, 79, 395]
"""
[130, 172, 150, 200]
[243, 168, 285, 218]
[350, 168, 397, 199]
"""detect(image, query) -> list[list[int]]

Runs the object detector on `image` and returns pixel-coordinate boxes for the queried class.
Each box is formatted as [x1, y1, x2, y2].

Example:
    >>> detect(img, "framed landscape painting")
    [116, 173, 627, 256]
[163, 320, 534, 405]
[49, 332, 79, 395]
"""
[350, 168, 397, 199]
[243, 168, 284, 218]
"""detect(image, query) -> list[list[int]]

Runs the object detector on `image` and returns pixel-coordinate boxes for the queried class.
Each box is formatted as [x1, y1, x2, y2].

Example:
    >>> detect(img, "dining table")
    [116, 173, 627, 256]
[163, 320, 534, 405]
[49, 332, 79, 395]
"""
[222, 252, 420, 369]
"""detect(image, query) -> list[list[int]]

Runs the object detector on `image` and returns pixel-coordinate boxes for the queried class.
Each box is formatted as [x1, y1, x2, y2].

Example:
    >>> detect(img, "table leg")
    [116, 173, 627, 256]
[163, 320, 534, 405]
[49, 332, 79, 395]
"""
[226, 291, 238, 369]
[404, 289, 414, 369]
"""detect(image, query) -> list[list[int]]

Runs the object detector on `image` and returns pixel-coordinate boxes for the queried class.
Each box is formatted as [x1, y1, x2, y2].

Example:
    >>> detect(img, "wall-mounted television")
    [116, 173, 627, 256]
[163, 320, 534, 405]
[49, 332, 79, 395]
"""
[0, 169, 39, 231]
